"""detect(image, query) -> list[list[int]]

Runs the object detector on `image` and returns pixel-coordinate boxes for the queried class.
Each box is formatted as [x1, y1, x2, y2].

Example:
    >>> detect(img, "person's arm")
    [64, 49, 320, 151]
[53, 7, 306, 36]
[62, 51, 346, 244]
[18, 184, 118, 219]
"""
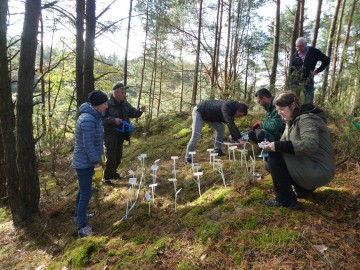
[314, 49, 330, 74]
[127, 102, 144, 118]
[222, 102, 242, 141]
[81, 119, 100, 165]
[260, 111, 284, 134]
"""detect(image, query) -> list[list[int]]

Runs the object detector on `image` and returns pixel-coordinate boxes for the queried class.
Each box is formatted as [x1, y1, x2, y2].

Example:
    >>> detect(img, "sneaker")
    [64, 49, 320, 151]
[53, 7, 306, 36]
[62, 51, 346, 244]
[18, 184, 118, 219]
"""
[264, 199, 299, 211]
[78, 225, 93, 238]
[214, 150, 225, 157]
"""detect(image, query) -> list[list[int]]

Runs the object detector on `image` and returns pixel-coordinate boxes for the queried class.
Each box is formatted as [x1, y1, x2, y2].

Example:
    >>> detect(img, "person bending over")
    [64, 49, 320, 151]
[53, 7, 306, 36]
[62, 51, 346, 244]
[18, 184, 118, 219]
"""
[185, 99, 248, 164]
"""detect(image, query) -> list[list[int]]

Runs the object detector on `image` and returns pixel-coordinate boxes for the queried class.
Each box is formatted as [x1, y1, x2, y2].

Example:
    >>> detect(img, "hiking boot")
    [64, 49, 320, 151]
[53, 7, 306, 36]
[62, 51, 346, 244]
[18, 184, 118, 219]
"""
[102, 179, 113, 185]
[264, 199, 299, 211]
[214, 150, 225, 157]
[113, 173, 122, 180]
[78, 225, 93, 238]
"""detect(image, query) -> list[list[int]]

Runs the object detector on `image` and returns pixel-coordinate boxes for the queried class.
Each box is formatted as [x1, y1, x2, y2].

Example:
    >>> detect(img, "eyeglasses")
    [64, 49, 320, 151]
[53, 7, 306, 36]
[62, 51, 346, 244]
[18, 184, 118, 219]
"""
[296, 43, 306, 48]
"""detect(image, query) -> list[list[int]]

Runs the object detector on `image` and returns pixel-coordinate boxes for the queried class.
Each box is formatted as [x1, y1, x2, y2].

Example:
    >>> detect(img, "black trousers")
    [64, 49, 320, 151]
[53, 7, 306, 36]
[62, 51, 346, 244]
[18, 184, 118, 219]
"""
[267, 151, 297, 205]
[104, 138, 123, 180]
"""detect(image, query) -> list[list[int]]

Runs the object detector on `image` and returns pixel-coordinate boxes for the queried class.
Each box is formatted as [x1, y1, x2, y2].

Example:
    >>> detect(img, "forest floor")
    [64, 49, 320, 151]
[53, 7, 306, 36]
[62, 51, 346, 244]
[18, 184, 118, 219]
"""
[0, 113, 359, 270]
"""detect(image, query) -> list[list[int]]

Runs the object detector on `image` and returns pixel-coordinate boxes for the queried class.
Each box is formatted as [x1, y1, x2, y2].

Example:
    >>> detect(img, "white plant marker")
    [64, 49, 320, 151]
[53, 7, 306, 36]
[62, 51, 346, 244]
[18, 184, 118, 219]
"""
[192, 164, 201, 173]
[193, 171, 203, 197]
[171, 156, 180, 178]
[214, 160, 226, 187]
[229, 145, 238, 161]
[150, 164, 159, 184]
[127, 187, 133, 207]
[210, 153, 219, 169]
[145, 192, 152, 216]
[129, 177, 137, 197]
[223, 142, 233, 160]
[189, 151, 196, 170]
[149, 183, 158, 203]
[128, 169, 135, 178]
[169, 178, 182, 211]
[207, 148, 214, 163]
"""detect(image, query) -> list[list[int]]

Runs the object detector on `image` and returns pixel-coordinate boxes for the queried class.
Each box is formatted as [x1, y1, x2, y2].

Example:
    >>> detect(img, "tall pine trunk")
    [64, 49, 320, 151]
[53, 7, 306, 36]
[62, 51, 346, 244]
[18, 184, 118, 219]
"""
[16, 0, 41, 219]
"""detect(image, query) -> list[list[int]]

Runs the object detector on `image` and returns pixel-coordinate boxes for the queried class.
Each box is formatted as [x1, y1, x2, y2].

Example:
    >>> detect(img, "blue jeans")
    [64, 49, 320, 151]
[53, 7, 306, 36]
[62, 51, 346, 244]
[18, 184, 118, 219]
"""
[185, 106, 224, 159]
[75, 167, 94, 229]
[291, 80, 315, 104]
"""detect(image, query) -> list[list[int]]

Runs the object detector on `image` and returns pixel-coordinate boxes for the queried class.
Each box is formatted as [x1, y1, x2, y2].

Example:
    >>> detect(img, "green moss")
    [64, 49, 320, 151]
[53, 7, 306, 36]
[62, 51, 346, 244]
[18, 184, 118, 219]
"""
[195, 222, 221, 243]
[144, 237, 170, 260]
[132, 235, 146, 245]
[238, 188, 266, 206]
[49, 237, 108, 269]
[0, 207, 11, 223]
[177, 259, 199, 270]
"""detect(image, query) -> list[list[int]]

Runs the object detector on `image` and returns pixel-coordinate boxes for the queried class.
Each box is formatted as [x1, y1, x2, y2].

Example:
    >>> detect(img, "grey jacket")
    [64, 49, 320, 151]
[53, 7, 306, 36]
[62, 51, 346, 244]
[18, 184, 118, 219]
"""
[280, 108, 335, 189]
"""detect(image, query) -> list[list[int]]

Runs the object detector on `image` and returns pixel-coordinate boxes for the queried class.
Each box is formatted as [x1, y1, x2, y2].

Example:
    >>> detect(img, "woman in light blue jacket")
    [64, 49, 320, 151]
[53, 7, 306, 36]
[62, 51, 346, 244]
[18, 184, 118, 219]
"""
[72, 90, 108, 238]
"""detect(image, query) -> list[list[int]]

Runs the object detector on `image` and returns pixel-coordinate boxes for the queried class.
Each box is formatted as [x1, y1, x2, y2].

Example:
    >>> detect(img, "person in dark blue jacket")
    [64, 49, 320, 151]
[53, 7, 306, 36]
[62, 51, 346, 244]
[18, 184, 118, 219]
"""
[185, 100, 248, 164]
[72, 90, 108, 238]
[290, 37, 330, 105]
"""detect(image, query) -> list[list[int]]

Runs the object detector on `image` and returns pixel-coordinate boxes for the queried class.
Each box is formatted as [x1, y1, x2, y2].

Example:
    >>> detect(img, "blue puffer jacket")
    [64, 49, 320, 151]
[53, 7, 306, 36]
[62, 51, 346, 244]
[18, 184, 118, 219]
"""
[72, 103, 104, 169]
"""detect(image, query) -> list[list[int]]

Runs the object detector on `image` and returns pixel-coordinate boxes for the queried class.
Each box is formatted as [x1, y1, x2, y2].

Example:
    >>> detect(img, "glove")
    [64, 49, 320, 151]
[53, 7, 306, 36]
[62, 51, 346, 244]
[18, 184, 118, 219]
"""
[252, 121, 261, 130]
[93, 167, 103, 182]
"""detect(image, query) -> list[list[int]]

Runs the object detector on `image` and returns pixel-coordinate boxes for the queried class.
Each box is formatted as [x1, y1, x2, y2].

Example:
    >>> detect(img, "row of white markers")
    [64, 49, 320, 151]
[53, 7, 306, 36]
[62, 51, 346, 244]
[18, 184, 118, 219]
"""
[120, 141, 267, 221]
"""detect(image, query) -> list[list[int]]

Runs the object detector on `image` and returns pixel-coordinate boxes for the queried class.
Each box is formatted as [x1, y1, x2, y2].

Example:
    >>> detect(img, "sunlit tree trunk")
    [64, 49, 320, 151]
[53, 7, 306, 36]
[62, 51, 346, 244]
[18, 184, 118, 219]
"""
[223, 0, 232, 98]
[211, 0, 221, 93]
[287, 0, 300, 86]
[328, 0, 347, 97]
[333, 0, 357, 100]
[83, 0, 96, 97]
[76, 0, 85, 107]
[311, 0, 323, 47]
[137, 0, 149, 122]
[321, 0, 342, 96]
[191, 0, 203, 105]
[270, 0, 280, 90]
[124, 0, 133, 85]
[16, 0, 41, 219]
[298, 0, 305, 37]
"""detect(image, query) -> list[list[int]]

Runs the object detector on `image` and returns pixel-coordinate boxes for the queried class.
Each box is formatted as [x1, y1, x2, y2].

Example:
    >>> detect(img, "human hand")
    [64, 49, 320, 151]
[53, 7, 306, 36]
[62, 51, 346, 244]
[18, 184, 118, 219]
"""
[140, 106, 146, 112]
[93, 166, 103, 182]
[262, 141, 275, 152]
[252, 121, 261, 130]
[115, 118, 122, 126]
[236, 139, 245, 148]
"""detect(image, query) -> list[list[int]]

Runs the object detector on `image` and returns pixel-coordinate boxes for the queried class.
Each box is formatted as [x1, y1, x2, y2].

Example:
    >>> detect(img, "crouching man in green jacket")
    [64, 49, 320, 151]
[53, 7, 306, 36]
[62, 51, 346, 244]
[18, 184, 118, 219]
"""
[261, 91, 335, 210]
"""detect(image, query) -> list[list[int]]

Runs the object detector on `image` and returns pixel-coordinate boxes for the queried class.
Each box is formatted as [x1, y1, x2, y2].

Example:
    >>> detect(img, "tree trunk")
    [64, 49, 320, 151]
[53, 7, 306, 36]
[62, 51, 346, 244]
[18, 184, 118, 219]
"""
[311, 0, 323, 47]
[333, 0, 357, 99]
[16, 0, 41, 218]
[321, 0, 342, 96]
[270, 0, 281, 89]
[329, 0, 347, 97]
[124, 0, 133, 86]
[76, 0, 85, 107]
[191, 0, 203, 105]
[298, 0, 305, 37]
[224, 0, 232, 98]
[287, 0, 300, 86]
[0, 0, 24, 219]
[83, 0, 96, 98]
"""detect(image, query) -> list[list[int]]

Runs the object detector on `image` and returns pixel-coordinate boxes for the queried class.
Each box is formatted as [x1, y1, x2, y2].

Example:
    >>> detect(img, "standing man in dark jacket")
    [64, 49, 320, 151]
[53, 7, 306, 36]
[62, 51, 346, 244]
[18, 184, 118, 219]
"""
[103, 82, 145, 183]
[185, 100, 248, 164]
[290, 37, 330, 105]
[248, 88, 285, 143]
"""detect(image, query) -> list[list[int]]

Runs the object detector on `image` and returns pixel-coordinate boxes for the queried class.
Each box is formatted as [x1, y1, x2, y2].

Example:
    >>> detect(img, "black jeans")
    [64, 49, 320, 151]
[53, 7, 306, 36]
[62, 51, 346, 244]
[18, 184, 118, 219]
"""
[104, 138, 124, 180]
[267, 151, 297, 205]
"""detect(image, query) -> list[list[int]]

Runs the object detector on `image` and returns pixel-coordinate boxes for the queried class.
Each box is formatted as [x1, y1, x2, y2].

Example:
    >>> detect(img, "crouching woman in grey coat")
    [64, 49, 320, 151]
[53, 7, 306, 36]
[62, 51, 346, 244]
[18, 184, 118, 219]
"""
[262, 91, 335, 210]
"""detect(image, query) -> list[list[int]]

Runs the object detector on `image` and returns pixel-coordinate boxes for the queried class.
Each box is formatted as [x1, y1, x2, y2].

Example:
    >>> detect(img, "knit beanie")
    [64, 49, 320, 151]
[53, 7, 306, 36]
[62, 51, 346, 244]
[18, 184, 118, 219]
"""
[88, 90, 108, 106]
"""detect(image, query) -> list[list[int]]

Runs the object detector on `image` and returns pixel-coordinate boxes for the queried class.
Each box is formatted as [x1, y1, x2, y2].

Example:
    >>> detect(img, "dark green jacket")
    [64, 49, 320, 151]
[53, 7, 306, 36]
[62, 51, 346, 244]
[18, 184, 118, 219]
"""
[103, 95, 143, 147]
[260, 98, 285, 141]
[281, 107, 335, 189]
